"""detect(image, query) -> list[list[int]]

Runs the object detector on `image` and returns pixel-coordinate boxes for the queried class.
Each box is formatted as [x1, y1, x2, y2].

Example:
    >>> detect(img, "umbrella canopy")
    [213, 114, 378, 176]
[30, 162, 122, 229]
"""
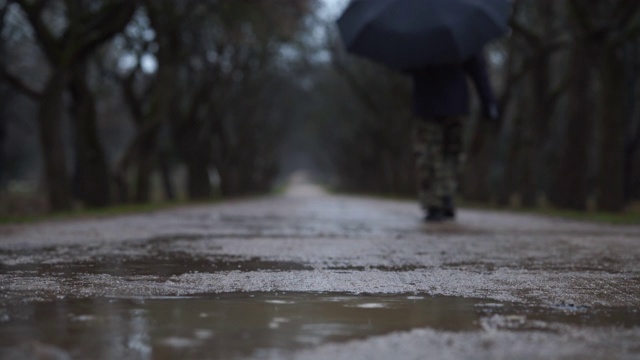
[337, 0, 510, 69]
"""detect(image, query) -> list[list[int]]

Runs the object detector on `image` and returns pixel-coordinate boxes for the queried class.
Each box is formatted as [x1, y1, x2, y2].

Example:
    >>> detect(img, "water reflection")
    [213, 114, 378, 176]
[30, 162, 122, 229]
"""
[0, 293, 638, 360]
[0, 293, 479, 359]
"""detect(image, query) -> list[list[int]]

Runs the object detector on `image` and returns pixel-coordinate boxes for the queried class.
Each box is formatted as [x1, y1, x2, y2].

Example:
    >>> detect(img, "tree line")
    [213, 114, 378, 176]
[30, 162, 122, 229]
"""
[1, 0, 639, 214]
[0, 0, 314, 212]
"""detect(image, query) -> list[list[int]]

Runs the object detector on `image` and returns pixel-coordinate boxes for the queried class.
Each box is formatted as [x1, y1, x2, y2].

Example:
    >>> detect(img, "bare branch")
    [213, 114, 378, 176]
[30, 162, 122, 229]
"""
[331, 52, 384, 115]
[617, 8, 640, 44]
[0, 3, 9, 26]
[566, 0, 596, 33]
[509, 18, 543, 48]
[63, 1, 137, 64]
[120, 70, 144, 125]
[13, 0, 59, 64]
[0, 68, 41, 99]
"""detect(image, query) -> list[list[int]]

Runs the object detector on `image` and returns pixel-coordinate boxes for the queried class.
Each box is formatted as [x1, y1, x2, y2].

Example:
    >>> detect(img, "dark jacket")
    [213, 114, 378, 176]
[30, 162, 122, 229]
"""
[410, 53, 497, 120]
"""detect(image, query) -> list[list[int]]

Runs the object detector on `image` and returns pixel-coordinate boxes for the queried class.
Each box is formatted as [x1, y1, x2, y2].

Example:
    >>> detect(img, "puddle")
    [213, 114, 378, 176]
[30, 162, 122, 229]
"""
[0, 293, 638, 359]
[0, 256, 312, 278]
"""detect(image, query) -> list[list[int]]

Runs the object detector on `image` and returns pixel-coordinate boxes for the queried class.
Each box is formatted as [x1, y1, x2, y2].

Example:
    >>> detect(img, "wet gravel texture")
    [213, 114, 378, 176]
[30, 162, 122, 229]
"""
[1, 183, 639, 359]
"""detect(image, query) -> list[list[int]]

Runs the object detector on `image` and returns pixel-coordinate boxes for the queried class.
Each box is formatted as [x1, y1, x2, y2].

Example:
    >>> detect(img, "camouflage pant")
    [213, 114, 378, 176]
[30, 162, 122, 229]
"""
[413, 117, 464, 209]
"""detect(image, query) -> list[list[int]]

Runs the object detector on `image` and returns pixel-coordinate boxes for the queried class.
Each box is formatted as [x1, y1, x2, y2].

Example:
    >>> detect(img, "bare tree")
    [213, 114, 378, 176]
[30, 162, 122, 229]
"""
[2, 0, 136, 210]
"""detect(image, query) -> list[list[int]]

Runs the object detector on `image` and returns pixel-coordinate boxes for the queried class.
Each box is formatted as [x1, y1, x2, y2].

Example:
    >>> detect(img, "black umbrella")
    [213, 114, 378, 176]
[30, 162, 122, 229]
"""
[337, 0, 510, 69]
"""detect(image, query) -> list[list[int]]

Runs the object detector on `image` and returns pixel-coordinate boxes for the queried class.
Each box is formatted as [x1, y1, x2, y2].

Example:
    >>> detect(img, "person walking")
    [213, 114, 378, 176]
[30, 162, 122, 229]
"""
[336, 0, 509, 222]
[410, 52, 498, 222]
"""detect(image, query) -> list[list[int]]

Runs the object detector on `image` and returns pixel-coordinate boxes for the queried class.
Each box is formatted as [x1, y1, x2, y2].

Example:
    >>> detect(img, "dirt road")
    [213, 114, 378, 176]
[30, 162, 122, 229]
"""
[1, 184, 639, 359]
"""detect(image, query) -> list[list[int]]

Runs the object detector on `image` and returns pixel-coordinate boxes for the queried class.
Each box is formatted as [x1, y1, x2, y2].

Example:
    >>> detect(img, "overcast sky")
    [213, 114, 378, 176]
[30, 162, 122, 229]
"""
[318, 0, 349, 21]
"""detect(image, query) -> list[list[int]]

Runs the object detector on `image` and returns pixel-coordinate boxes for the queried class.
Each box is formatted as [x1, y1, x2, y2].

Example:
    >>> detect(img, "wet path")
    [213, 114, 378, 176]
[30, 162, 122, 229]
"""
[1, 184, 639, 359]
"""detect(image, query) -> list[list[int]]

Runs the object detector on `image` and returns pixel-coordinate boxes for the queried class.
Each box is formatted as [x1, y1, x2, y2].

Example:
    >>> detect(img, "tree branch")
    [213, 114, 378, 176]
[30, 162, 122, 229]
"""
[509, 18, 543, 48]
[0, 3, 9, 27]
[63, 1, 138, 64]
[120, 69, 145, 125]
[13, 0, 59, 64]
[566, 0, 595, 33]
[613, 0, 640, 27]
[331, 54, 384, 115]
[0, 68, 42, 99]
[616, 8, 640, 45]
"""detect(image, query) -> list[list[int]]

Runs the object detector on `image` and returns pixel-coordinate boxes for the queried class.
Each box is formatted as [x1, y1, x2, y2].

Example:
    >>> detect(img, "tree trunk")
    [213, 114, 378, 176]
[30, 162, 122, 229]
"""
[158, 148, 176, 201]
[219, 165, 239, 197]
[186, 158, 212, 200]
[624, 40, 640, 201]
[630, 140, 640, 200]
[69, 67, 111, 208]
[0, 7, 7, 188]
[505, 53, 549, 208]
[134, 133, 158, 203]
[597, 51, 627, 211]
[530, 0, 557, 203]
[462, 121, 499, 203]
[125, 65, 175, 203]
[0, 87, 7, 188]
[499, 109, 527, 206]
[40, 71, 72, 212]
[180, 134, 212, 200]
[507, 46, 554, 207]
[171, 87, 213, 200]
[529, 53, 555, 205]
[175, 124, 212, 200]
[550, 44, 594, 210]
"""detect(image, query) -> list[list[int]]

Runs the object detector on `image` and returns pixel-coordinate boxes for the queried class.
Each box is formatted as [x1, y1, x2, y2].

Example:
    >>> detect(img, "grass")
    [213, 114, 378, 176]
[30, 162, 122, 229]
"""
[0, 188, 281, 225]
[0, 199, 215, 225]
[463, 201, 640, 225]
[528, 205, 640, 225]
